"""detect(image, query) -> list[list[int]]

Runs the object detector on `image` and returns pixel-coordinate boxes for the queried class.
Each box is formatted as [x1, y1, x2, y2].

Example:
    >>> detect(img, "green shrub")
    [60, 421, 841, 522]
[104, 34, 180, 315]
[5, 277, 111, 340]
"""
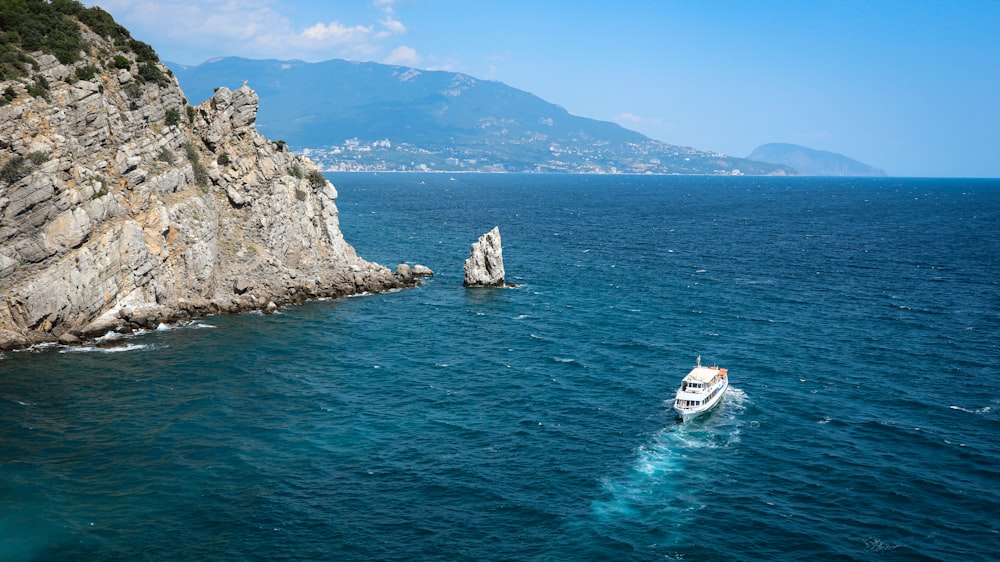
[1, 156, 28, 184]
[289, 164, 302, 179]
[1, 151, 54, 184]
[1, 85, 16, 105]
[26, 151, 50, 165]
[306, 169, 326, 190]
[111, 54, 130, 69]
[74, 64, 98, 81]
[123, 80, 142, 100]
[185, 105, 196, 123]
[6, 2, 84, 64]
[158, 148, 174, 164]
[129, 39, 158, 63]
[183, 142, 208, 187]
[273, 140, 287, 151]
[26, 75, 49, 99]
[217, 152, 230, 165]
[164, 107, 180, 126]
[295, 188, 307, 201]
[0, 0, 135, 78]
[75, 4, 130, 43]
[136, 62, 168, 87]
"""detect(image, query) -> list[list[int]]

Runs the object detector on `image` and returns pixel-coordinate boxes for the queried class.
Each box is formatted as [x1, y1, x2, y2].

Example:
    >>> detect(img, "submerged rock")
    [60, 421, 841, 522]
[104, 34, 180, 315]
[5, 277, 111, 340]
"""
[463, 226, 507, 287]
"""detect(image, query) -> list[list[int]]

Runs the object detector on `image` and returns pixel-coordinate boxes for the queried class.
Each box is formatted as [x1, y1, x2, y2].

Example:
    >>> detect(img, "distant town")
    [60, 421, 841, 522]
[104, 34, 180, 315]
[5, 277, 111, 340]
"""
[300, 137, 750, 175]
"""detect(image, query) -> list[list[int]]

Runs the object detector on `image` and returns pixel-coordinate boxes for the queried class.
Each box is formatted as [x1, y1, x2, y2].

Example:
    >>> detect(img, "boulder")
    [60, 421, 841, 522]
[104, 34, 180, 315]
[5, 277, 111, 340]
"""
[463, 226, 506, 287]
[58, 332, 81, 345]
[411, 264, 434, 277]
[233, 278, 252, 295]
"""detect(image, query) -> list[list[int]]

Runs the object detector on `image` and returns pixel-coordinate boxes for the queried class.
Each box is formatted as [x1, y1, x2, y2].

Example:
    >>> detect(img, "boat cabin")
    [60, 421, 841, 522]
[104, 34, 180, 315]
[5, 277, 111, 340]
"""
[674, 366, 728, 410]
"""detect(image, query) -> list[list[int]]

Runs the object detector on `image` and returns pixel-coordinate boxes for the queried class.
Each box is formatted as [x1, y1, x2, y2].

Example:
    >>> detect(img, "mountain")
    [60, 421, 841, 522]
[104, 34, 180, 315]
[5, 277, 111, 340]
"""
[0, 1, 419, 350]
[168, 57, 792, 175]
[746, 143, 886, 176]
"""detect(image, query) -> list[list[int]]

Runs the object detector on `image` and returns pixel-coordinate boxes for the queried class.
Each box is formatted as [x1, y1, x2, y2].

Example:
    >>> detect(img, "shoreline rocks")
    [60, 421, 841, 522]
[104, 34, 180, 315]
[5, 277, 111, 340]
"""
[3, 264, 431, 351]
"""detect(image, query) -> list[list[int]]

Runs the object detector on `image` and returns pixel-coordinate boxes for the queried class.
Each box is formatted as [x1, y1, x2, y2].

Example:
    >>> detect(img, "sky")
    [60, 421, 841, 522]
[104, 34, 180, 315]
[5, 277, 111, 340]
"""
[82, 0, 1000, 178]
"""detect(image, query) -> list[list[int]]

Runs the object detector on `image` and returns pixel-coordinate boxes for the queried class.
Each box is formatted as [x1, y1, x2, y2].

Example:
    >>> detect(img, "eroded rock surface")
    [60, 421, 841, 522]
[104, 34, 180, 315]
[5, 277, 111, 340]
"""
[463, 226, 506, 287]
[0, 27, 425, 350]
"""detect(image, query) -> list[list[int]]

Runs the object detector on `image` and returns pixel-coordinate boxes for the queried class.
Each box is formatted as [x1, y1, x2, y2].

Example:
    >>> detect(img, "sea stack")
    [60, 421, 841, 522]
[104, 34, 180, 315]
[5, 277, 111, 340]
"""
[463, 226, 506, 287]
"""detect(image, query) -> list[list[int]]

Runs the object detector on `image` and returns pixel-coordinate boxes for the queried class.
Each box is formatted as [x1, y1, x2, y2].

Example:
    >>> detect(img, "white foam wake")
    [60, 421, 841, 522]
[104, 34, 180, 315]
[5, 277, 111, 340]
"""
[592, 388, 750, 522]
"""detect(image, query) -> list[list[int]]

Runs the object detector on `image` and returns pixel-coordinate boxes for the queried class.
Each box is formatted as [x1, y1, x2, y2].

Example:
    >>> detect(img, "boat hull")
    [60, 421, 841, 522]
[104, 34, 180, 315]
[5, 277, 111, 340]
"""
[674, 377, 729, 422]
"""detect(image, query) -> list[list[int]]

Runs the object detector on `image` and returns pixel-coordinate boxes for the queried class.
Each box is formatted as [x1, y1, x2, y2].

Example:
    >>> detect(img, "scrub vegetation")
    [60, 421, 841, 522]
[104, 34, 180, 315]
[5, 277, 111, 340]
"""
[0, 0, 159, 80]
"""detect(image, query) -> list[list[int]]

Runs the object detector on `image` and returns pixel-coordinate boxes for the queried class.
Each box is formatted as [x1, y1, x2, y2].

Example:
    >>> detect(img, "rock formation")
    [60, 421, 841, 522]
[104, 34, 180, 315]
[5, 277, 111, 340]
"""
[463, 226, 506, 287]
[0, 9, 429, 350]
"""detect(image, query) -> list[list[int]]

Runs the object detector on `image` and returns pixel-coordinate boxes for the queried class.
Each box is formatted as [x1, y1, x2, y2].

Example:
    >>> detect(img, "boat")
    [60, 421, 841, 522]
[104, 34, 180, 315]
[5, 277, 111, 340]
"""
[673, 356, 729, 422]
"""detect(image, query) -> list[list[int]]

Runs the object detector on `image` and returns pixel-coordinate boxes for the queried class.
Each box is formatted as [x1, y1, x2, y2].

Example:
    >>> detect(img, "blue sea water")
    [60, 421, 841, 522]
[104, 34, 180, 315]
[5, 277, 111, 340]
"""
[1, 174, 998, 561]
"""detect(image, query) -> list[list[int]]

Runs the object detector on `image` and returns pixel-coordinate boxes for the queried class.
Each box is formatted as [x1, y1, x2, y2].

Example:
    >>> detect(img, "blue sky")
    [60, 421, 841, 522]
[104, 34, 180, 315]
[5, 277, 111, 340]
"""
[84, 1, 999, 177]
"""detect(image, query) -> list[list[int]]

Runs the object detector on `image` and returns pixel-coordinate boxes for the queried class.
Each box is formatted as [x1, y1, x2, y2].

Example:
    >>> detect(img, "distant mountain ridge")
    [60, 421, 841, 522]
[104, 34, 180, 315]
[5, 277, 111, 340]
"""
[747, 143, 885, 176]
[168, 57, 792, 175]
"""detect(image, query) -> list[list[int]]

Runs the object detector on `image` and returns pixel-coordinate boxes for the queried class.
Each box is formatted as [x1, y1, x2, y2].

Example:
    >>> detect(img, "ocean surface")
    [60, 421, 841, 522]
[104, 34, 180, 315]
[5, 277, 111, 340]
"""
[2, 174, 998, 561]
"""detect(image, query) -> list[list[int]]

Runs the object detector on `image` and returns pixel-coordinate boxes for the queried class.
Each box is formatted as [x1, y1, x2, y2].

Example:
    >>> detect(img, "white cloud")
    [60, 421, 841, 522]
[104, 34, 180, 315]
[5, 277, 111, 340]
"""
[384, 45, 419, 66]
[84, 0, 413, 64]
[613, 113, 663, 127]
[614, 112, 644, 124]
[379, 15, 407, 35]
[302, 21, 374, 43]
[374, 2, 407, 38]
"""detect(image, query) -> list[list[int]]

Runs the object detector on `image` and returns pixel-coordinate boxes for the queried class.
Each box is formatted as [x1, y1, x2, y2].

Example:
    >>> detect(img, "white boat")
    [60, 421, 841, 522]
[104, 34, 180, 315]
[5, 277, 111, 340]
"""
[673, 356, 729, 422]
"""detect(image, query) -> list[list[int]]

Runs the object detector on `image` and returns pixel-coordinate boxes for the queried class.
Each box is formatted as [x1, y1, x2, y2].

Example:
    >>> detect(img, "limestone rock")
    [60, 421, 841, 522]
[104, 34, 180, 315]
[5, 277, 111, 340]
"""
[58, 332, 81, 345]
[463, 226, 506, 287]
[233, 278, 252, 295]
[0, 18, 422, 350]
[412, 264, 434, 277]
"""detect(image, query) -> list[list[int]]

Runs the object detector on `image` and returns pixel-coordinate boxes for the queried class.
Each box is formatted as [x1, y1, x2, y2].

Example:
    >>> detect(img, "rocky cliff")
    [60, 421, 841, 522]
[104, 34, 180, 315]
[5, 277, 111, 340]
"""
[0, 12, 424, 350]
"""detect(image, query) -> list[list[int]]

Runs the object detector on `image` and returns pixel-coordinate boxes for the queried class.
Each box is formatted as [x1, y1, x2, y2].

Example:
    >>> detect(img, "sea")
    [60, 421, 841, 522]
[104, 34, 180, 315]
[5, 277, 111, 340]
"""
[1, 174, 998, 561]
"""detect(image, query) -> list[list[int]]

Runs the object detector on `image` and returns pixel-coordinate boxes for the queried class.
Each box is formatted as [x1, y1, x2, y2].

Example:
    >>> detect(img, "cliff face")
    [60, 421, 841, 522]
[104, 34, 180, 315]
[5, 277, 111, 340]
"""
[0, 24, 421, 350]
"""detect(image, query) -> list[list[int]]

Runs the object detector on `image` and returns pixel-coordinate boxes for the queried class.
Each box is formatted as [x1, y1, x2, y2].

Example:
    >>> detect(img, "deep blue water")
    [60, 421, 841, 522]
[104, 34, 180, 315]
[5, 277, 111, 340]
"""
[2, 174, 998, 560]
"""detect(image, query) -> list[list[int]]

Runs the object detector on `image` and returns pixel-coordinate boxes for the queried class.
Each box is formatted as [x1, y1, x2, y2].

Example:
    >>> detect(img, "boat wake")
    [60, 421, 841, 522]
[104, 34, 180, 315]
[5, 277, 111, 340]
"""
[592, 388, 749, 522]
